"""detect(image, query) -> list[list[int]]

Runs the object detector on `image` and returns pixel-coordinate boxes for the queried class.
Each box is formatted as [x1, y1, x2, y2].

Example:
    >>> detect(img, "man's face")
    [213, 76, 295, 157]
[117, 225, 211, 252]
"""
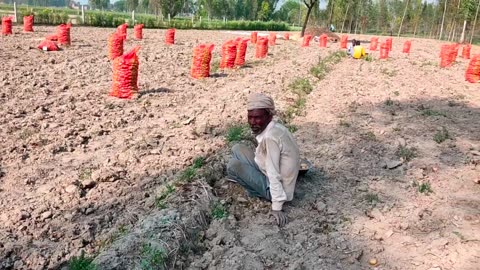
[248, 109, 272, 135]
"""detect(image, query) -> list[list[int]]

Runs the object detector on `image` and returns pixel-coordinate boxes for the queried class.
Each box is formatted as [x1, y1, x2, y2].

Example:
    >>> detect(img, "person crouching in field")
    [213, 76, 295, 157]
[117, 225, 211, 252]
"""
[353, 40, 366, 59]
[227, 93, 300, 227]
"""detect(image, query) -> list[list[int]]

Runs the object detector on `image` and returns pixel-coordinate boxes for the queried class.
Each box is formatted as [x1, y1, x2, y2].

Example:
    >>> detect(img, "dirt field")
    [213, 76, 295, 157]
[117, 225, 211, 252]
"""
[0, 25, 479, 270]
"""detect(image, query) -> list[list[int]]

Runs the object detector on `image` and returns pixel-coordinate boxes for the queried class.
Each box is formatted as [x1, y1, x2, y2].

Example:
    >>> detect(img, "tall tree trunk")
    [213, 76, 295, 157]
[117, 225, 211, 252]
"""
[301, 2, 315, 37]
[460, 20, 467, 43]
[340, 2, 350, 33]
[397, 0, 410, 37]
[471, 0, 480, 43]
[439, 0, 448, 39]
[328, 1, 334, 26]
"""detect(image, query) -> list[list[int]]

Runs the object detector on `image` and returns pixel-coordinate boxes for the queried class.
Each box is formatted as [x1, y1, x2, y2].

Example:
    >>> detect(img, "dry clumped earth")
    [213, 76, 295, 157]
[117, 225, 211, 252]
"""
[0, 25, 479, 270]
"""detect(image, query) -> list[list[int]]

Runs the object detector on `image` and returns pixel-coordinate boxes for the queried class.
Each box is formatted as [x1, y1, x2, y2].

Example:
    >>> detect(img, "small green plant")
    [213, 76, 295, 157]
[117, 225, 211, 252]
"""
[310, 63, 329, 80]
[286, 124, 298, 133]
[155, 184, 176, 209]
[226, 124, 248, 143]
[433, 127, 450, 144]
[363, 131, 376, 141]
[211, 202, 228, 219]
[384, 98, 394, 106]
[289, 77, 313, 96]
[365, 54, 374, 62]
[418, 182, 433, 194]
[211, 60, 220, 73]
[396, 145, 417, 162]
[68, 251, 96, 270]
[294, 97, 306, 110]
[192, 157, 205, 169]
[140, 243, 167, 270]
[421, 109, 447, 117]
[339, 120, 351, 127]
[364, 193, 380, 205]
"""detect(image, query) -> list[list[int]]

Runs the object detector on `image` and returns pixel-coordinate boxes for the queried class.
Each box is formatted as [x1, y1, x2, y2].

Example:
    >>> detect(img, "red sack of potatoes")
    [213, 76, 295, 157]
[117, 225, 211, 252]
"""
[134, 24, 143, 40]
[2, 16, 12, 35]
[235, 38, 249, 67]
[465, 54, 480, 83]
[268, 33, 276, 46]
[302, 35, 312, 47]
[57, 24, 71, 46]
[402, 40, 411, 54]
[340, 35, 348, 49]
[440, 44, 455, 68]
[370, 37, 378, 51]
[190, 44, 215, 79]
[462, 44, 471, 59]
[319, 34, 328, 47]
[117, 23, 128, 41]
[108, 32, 124, 60]
[386, 38, 393, 51]
[23, 15, 34, 32]
[37, 40, 59, 51]
[380, 43, 389, 59]
[110, 47, 141, 99]
[255, 37, 268, 58]
[220, 40, 237, 69]
[165, 28, 175, 45]
[251, 31, 257, 44]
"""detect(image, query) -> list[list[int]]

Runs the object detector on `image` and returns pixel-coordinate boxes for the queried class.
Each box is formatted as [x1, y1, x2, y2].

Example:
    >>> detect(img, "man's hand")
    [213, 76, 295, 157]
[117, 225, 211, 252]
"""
[271, 210, 288, 227]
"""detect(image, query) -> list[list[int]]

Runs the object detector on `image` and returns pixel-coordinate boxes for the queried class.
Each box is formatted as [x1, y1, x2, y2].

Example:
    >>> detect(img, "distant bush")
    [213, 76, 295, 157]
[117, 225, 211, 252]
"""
[0, 4, 290, 30]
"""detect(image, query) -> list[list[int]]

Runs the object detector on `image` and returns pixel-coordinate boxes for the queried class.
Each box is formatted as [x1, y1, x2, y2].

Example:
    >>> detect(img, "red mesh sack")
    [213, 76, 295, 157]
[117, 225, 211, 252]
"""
[465, 55, 480, 83]
[57, 24, 71, 46]
[2, 16, 12, 36]
[134, 24, 143, 40]
[302, 35, 312, 47]
[190, 44, 214, 79]
[319, 34, 328, 47]
[117, 23, 128, 41]
[370, 37, 378, 51]
[235, 38, 249, 67]
[110, 47, 141, 99]
[23, 15, 34, 32]
[386, 38, 393, 51]
[251, 31, 257, 44]
[108, 32, 124, 60]
[380, 43, 389, 59]
[37, 40, 59, 51]
[255, 37, 268, 58]
[165, 28, 175, 45]
[268, 33, 276, 46]
[340, 35, 348, 49]
[440, 44, 455, 68]
[402, 40, 411, 54]
[219, 40, 237, 69]
[284, 33, 290, 40]
[462, 44, 471, 59]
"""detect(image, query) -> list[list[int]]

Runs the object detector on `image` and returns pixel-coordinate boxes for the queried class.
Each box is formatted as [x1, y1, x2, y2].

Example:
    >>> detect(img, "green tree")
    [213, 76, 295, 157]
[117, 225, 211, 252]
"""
[258, 0, 271, 21]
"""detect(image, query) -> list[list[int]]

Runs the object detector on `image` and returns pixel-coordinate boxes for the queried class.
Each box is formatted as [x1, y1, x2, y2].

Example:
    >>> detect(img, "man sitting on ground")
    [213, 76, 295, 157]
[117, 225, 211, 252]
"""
[353, 40, 366, 59]
[227, 93, 300, 227]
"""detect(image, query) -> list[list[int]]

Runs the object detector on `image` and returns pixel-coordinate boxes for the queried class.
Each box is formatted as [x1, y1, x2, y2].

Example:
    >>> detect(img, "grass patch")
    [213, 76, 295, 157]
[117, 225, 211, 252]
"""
[396, 145, 417, 162]
[384, 98, 394, 106]
[140, 243, 167, 270]
[310, 50, 347, 80]
[192, 157, 205, 169]
[155, 184, 176, 209]
[421, 109, 447, 117]
[211, 202, 228, 219]
[210, 60, 220, 73]
[225, 124, 249, 143]
[433, 127, 450, 144]
[68, 251, 96, 270]
[339, 120, 351, 127]
[365, 54, 374, 62]
[364, 193, 380, 205]
[286, 124, 298, 133]
[417, 181, 433, 195]
[289, 77, 313, 96]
